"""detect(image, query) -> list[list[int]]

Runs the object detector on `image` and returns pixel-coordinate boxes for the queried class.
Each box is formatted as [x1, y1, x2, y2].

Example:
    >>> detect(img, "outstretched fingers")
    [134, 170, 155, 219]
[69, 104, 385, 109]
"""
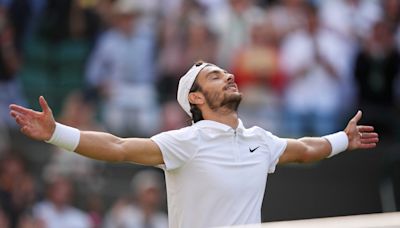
[357, 125, 375, 132]
[10, 110, 28, 124]
[9, 104, 36, 117]
[360, 137, 379, 144]
[358, 143, 377, 149]
[15, 114, 29, 126]
[346, 111, 380, 150]
[358, 125, 379, 148]
[360, 132, 378, 139]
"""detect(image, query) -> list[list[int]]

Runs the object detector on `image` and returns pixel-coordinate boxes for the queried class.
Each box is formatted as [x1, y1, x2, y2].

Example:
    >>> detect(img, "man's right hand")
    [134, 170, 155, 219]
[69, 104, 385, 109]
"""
[9, 96, 56, 141]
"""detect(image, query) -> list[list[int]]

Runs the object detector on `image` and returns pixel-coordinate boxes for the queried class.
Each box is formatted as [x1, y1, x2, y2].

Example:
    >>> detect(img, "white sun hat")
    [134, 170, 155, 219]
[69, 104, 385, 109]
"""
[177, 62, 210, 117]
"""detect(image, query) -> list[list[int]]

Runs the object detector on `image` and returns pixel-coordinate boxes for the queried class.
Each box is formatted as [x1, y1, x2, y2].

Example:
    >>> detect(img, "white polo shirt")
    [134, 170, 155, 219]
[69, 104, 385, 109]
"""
[151, 119, 287, 228]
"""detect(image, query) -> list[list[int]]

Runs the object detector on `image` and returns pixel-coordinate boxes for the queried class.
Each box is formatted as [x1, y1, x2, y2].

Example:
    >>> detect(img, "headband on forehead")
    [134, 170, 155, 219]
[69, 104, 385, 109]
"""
[177, 62, 209, 117]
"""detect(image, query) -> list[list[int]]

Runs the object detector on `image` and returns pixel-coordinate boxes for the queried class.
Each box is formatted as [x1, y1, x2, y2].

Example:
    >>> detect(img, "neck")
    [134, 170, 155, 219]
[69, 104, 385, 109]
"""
[202, 109, 239, 129]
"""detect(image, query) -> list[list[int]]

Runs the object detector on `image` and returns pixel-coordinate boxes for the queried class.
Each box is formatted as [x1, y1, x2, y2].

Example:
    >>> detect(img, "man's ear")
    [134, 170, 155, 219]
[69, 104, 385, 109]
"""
[188, 92, 204, 105]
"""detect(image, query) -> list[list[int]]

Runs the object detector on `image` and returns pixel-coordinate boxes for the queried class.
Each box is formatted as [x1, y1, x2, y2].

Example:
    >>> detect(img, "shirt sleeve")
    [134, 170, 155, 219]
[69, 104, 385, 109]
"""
[265, 132, 287, 173]
[151, 127, 197, 171]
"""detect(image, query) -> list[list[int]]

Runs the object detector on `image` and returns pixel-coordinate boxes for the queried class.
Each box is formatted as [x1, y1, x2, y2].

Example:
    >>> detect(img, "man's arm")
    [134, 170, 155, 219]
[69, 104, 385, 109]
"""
[278, 111, 379, 164]
[9, 96, 164, 166]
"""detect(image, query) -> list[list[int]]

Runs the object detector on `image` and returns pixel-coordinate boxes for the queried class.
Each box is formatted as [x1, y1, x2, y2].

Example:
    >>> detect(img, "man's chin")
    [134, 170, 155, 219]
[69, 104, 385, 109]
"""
[229, 92, 242, 100]
[221, 93, 242, 111]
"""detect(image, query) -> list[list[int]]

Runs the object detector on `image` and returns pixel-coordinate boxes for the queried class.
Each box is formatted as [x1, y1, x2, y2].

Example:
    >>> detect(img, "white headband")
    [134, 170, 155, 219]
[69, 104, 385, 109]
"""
[177, 63, 209, 117]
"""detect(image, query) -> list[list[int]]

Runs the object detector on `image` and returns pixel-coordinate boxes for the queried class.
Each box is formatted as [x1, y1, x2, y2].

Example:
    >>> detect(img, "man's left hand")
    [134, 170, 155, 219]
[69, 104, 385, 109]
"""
[344, 111, 379, 150]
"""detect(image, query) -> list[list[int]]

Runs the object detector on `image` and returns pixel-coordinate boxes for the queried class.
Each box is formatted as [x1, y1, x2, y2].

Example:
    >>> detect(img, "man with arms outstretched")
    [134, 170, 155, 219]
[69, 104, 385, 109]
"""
[9, 62, 379, 228]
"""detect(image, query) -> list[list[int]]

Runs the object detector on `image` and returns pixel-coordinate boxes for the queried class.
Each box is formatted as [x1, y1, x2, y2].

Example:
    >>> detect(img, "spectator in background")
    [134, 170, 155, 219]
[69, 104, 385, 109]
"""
[103, 169, 168, 228]
[0, 118, 10, 154]
[156, 2, 211, 130]
[33, 176, 91, 228]
[0, 207, 9, 228]
[157, 0, 207, 103]
[86, 0, 160, 137]
[0, 154, 25, 227]
[180, 15, 216, 67]
[382, 0, 400, 32]
[265, 0, 307, 43]
[42, 91, 105, 193]
[36, 0, 100, 44]
[207, 0, 264, 70]
[4, 0, 46, 51]
[318, 0, 383, 111]
[19, 0, 99, 115]
[0, 154, 38, 228]
[232, 17, 285, 133]
[84, 194, 103, 228]
[0, 5, 26, 129]
[382, 0, 400, 53]
[318, 0, 382, 43]
[280, 3, 349, 137]
[354, 20, 400, 140]
[159, 101, 188, 131]
[158, 13, 217, 129]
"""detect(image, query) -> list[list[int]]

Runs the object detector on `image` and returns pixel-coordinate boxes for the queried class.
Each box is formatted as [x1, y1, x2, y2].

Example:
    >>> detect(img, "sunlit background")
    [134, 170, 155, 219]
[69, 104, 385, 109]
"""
[0, 0, 399, 227]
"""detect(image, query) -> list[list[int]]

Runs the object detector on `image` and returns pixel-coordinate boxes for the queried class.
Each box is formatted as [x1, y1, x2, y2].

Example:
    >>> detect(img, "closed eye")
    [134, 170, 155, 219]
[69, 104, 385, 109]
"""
[207, 71, 222, 80]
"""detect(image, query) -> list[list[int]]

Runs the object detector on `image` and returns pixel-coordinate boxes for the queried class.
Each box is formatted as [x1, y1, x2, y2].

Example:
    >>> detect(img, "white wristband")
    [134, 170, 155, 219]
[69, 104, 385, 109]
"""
[45, 122, 80, 151]
[323, 131, 349, 158]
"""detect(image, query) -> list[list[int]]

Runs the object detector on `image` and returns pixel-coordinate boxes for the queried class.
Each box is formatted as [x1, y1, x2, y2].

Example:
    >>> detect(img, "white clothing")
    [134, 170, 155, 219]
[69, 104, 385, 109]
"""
[280, 28, 351, 113]
[151, 120, 287, 228]
[103, 204, 168, 228]
[85, 26, 160, 135]
[207, 3, 264, 69]
[319, 0, 382, 40]
[33, 201, 91, 228]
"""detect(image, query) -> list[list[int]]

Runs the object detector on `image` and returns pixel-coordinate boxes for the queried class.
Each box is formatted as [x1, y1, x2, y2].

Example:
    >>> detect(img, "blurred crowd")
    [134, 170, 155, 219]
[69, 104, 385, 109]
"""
[0, 0, 399, 227]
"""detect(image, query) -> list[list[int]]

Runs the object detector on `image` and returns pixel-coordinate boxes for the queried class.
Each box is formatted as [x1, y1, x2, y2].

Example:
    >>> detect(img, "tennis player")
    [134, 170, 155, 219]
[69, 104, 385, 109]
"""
[9, 62, 379, 228]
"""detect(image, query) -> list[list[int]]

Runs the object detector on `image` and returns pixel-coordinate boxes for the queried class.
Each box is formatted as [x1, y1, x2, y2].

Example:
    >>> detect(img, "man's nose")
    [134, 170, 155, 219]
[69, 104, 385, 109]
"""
[226, 73, 235, 82]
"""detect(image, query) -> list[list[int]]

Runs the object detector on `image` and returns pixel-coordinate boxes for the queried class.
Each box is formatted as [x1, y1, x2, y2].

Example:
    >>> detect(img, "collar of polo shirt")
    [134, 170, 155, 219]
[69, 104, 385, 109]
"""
[194, 119, 245, 133]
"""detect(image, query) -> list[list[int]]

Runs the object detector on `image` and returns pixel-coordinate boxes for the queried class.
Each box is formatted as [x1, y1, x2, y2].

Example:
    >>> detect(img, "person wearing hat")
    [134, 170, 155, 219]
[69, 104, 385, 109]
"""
[103, 169, 168, 228]
[9, 61, 379, 228]
[86, 0, 159, 137]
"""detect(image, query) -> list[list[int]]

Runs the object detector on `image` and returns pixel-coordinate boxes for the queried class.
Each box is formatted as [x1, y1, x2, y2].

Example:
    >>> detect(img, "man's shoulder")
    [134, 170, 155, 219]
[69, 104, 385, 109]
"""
[243, 125, 269, 135]
[152, 125, 199, 141]
[243, 125, 283, 141]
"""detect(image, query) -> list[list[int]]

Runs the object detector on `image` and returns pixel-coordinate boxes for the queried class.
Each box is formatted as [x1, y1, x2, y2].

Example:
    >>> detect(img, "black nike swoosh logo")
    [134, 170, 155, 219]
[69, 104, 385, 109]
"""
[249, 146, 260, 153]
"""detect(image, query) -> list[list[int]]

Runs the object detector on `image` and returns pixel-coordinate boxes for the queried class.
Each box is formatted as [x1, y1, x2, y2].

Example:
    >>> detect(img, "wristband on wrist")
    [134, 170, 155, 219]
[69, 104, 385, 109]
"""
[45, 122, 80, 151]
[323, 131, 349, 158]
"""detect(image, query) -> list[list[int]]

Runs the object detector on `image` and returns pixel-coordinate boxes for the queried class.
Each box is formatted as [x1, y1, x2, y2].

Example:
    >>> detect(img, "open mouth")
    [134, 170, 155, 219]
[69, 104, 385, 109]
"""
[224, 83, 238, 91]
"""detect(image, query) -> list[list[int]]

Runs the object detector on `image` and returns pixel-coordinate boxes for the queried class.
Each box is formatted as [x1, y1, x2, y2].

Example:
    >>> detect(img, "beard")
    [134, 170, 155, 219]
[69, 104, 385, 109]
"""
[203, 90, 242, 112]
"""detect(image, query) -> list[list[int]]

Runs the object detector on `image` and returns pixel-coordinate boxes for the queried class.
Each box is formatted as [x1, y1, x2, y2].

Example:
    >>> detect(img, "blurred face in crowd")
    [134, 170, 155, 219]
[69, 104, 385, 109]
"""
[368, 21, 394, 54]
[187, 21, 210, 46]
[113, 12, 137, 35]
[0, 157, 24, 191]
[230, 0, 251, 13]
[48, 178, 73, 209]
[384, 0, 400, 19]
[138, 186, 162, 210]
[190, 65, 242, 113]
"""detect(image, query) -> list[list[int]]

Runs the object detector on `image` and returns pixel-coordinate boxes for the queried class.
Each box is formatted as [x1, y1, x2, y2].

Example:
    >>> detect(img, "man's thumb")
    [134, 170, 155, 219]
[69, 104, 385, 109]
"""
[351, 110, 362, 124]
[39, 96, 51, 114]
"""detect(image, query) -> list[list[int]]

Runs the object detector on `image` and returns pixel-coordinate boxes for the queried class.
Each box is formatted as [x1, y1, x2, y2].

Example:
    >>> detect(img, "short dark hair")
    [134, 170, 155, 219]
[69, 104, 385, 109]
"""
[195, 60, 205, 67]
[189, 79, 204, 123]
